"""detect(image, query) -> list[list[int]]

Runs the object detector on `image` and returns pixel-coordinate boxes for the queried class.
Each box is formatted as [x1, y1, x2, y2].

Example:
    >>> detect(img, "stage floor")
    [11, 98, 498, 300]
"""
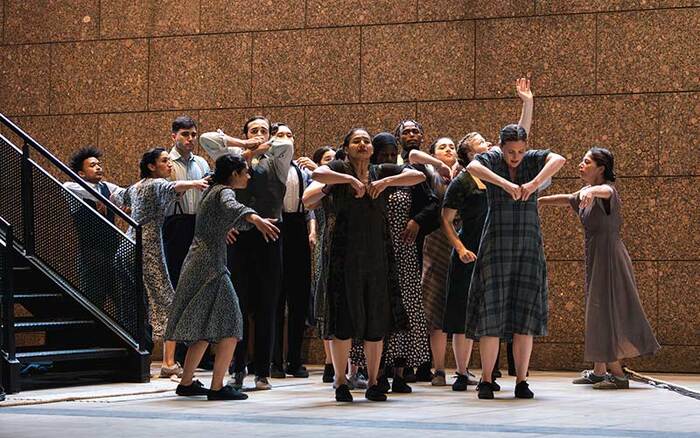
[1, 365, 699, 437]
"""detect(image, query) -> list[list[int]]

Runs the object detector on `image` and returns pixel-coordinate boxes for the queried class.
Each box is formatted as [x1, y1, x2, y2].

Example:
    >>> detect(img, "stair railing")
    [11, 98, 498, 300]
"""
[0, 217, 17, 365]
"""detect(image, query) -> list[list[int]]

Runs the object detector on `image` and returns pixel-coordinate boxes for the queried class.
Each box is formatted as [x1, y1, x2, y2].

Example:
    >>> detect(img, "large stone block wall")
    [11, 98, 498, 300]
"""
[1, 1, 698, 372]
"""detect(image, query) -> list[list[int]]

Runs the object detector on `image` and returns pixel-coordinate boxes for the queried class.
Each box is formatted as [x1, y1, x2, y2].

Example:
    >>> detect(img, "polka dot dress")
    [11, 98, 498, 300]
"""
[383, 187, 431, 368]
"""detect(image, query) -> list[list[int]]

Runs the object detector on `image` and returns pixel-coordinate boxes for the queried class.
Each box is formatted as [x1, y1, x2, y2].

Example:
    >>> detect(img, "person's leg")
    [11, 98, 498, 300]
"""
[212, 338, 238, 390]
[284, 216, 311, 372]
[163, 340, 178, 367]
[594, 362, 607, 375]
[607, 361, 625, 378]
[452, 334, 474, 375]
[323, 340, 333, 364]
[431, 329, 448, 372]
[364, 340, 383, 387]
[181, 341, 209, 386]
[330, 338, 352, 385]
[271, 287, 286, 373]
[228, 233, 252, 376]
[512, 334, 533, 383]
[478, 336, 500, 383]
[253, 236, 283, 380]
[507, 340, 516, 376]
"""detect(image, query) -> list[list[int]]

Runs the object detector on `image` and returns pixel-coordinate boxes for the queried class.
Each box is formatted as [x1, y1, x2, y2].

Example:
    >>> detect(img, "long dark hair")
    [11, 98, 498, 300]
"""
[499, 124, 527, 145]
[312, 146, 335, 165]
[341, 127, 369, 150]
[139, 147, 167, 178]
[212, 154, 248, 185]
[588, 147, 616, 182]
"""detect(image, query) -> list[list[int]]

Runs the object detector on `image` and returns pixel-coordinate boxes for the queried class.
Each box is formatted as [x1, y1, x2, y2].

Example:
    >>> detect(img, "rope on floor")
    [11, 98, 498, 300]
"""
[624, 367, 700, 401]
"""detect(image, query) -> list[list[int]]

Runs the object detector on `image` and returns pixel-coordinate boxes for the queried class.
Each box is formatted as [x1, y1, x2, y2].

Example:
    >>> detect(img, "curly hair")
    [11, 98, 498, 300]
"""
[68, 146, 102, 173]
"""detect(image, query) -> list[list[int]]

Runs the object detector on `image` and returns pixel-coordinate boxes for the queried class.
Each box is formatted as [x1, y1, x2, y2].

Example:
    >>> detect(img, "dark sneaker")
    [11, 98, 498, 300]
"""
[286, 364, 309, 378]
[416, 363, 434, 382]
[477, 380, 495, 399]
[176, 379, 210, 397]
[322, 364, 335, 383]
[492, 369, 502, 379]
[573, 369, 606, 385]
[227, 371, 245, 390]
[377, 374, 391, 394]
[452, 372, 478, 391]
[270, 364, 286, 379]
[208, 385, 248, 400]
[592, 375, 629, 390]
[0, 387, 5, 402]
[365, 385, 388, 401]
[431, 370, 447, 386]
[492, 379, 501, 392]
[335, 384, 353, 402]
[403, 367, 417, 383]
[515, 381, 534, 399]
[391, 375, 412, 393]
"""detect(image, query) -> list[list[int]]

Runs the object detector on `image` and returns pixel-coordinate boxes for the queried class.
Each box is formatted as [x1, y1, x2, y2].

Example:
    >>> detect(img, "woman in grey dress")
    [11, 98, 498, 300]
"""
[115, 148, 208, 378]
[539, 147, 660, 390]
[466, 124, 566, 399]
[166, 154, 279, 400]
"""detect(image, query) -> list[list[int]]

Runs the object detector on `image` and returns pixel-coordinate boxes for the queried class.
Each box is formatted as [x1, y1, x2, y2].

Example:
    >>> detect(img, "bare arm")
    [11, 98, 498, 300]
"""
[516, 77, 534, 135]
[466, 160, 521, 200]
[312, 165, 365, 198]
[538, 194, 573, 207]
[173, 179, 209, 193]
[441, 208, 476, 264]
[578, 184, 613, 209]
[408, 149, 451, 181]
[303, 180, 328, 209]
[367, 168, 426, 199]
[520, 153, 567, 201]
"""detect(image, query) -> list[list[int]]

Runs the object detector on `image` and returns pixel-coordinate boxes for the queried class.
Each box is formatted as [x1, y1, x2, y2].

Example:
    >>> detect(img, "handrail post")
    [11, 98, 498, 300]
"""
[21, 141, 35, 256]
[134, 225, 146, 350]
[1, 224, 16, 362]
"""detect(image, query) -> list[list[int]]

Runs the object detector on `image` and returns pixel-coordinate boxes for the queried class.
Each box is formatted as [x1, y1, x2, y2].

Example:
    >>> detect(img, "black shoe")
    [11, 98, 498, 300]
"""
[515, 381, 534, 399]
[403, 367, 417, 383]
[477, 381, 495, 399]
[270, 363, 286, 379]
[322, 364, 335, 383]
[0, 386, 5, 402]
[176, 379, 210, 397]
[415, 363, 434, 382]
[492, 369, 502, 379]
[365, 385, 387, 401]
[377, 374, 391, 393]
[391, 375, 412, 393]
[335, 383, 353, 402]
[452, 372, 472, 391]
[491, 379, 501, 391]
[208, 385, 248, 400]
[286, 364, 309, 378]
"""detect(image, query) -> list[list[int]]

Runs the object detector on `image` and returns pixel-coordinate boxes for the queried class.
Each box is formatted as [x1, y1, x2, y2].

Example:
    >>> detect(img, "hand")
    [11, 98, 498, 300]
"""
[308, 232, 318, 251]
[192, 179, 209, 191]
[516, 77, 533, 102]
[251, 216, 280, 243]
[255, 141, 271, 155]
[457, 246, 477, 264]
[226, 228, 239, 245]
[367, 179, 389, 199]
[437, 162, 452, 183]
[451, 163, 464, 179]
[520, 180, 539, 201]
[297, 157, 318, 172]
[503, 181, 521, 201]
[400, 219, 420, 244]
[348, 176, 366, 198]
[244, 137, 265, 149]
[95, 202, 107, 216]
[579, 187, 595, 210]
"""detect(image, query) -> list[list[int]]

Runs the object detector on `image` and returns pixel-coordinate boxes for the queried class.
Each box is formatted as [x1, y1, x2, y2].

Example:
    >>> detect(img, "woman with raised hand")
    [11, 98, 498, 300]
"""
[539, 147, 659, 390]
[166, 154, 279, 400]
[309, 128, 425, 403]
[465, 124, 566, 400]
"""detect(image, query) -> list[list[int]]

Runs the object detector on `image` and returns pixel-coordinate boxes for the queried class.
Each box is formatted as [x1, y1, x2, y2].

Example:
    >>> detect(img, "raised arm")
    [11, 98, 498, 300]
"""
[466, 160, 521, 200]
[520, 153, 567, 201]
[516, 77, 534, 135]
[200, 130, 263, 160]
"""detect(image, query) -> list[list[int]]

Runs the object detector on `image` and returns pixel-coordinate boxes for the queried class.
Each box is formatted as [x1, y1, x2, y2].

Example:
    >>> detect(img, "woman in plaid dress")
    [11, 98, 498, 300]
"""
[466, 124, 565, 399]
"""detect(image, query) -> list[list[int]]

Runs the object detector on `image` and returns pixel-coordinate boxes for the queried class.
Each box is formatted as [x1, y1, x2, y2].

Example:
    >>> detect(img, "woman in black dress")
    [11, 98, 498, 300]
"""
[309, 128, 425, 402]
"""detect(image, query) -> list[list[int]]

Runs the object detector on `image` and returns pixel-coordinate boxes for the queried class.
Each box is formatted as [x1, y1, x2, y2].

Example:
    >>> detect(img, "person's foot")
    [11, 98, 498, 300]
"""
[416, 363, 434, 382]
[391, 375, 412, 393]
[491, 379, 501, 391]
[227, 371, 246, 390]
[573, 369, 606, 385]
[322, 364, 335, 383]
[477, 380, 495, 399]
[403, 367, 417, 383]
[286, 364, 309, 378]
[431, 370, 447, 386]
[365, 385, 388, 401]
[514, 380, 534, 398]
[207, 385, 248, 400]
[0, 386, 5, 402]
[377, 374, 391, 394]
[159, 362, 184, 378]
[255, 376, 272, 390]
[592, 374, 629, 390]
[335, 384, 353, 402]
[349, 372, 368, 389]
[452, 371, 478, 391]
[176, 379, 210, 397]
[270, 363, 286, 379]
[492, 369, 502, 379]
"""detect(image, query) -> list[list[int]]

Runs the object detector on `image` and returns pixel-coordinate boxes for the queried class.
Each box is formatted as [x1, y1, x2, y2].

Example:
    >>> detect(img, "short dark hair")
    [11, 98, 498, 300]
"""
[312, 146, 335, 165]
[172, 115, 197, 133]
[499, 124, 528, 145]
[139, 147, 167, 178]
[242, 115, 270, 136]
[212, 154, 248, 185]
[588, 147, 616, 182]
[341, 127, 369, 149]
[68, 146, 102, 173]
[269, 122, 288, 137]
[456, 132, 481, 166]
[393, 119, 424, 139]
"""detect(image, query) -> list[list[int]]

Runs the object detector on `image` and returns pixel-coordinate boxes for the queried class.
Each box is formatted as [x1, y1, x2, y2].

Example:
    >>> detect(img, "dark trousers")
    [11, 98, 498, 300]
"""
[162, 214, 196, 289]
[228, 228, 283, 378]
[273, 213, 311, 369]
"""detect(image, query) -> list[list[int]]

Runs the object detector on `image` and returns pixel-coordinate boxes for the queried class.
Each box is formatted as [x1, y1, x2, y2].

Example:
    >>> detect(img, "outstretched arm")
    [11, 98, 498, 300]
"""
[303, 180, 328, 209]
[578, 184, 613, 209]
[538, 193, 574, 207]
[367, 168, 426, 199]
[516, 77, 534, 135]
[173, 179, 209, 193]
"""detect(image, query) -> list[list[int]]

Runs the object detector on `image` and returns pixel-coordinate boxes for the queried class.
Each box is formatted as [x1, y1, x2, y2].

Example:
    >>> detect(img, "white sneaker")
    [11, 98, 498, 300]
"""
[255, 376, 272, 390]
[349, 373, 368, 389]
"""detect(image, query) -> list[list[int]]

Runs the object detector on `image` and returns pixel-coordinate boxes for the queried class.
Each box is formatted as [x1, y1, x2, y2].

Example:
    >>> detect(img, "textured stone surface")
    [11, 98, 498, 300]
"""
[475, 14, 596, 97]
[656, 177, 700, 260]
[362, 21, 474, 102]
[625, 345, 700, 373]
[149, 34, 252, 110]
[4, 0, 98, 44]
[657, 262, 700, 346]
[303, 103, 416, 152]
[419, 0, 534, 20]
[539, 178, 586, 261]
[200, 0, 305, 33]
[100, 0, 200, 38]
[52, 40, 149, 114]
[252, 28, 360, 106]
[0, 44, 51, 115]
[537, 0, 700, 14]
[634, 262, 659, 333]
[546, 261, 586, 343]
[658, 92, 700, 176]
[598, 9, 700, 93]
[530, 342, 587, 370]
[535, 95, 659, 177]
[307, 0, 416, 26]
[615, 177, 659, 261]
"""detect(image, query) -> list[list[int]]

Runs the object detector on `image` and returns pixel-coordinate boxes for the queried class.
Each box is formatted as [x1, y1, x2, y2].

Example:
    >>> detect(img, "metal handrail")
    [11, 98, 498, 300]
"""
[0, 217, 16, 362]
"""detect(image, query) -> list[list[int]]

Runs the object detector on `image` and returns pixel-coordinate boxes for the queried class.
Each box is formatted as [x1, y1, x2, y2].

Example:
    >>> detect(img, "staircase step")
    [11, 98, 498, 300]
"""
[4, 319, 95, 332]
[16, 347, 129, 362]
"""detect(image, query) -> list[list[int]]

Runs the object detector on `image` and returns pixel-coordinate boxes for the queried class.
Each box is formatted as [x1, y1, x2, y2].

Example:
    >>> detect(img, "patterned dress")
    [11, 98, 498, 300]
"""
[165, 185, 256, 342]
[569, 186, 660, 362]
[465, 149, 550, 339]
[115, 178, 177, 339]
[383, 187, 431, 368]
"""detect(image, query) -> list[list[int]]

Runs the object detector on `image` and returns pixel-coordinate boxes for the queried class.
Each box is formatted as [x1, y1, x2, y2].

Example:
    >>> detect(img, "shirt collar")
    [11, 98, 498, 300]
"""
[169, 146, 194, 163]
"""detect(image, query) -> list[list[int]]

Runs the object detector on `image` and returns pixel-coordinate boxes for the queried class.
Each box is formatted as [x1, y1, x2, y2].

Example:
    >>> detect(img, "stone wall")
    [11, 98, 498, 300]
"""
[1, 1, 698, 372]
